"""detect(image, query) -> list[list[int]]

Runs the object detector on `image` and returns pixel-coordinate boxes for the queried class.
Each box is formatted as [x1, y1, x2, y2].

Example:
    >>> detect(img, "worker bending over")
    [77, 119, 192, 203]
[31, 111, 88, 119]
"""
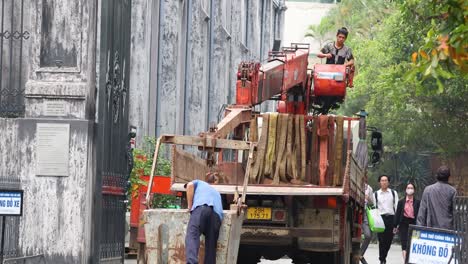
[184, 173, 223, 264]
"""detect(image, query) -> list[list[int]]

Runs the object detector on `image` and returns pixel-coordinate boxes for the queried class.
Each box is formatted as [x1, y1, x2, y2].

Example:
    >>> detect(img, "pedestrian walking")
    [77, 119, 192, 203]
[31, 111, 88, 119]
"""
[417, 165, 457, 230]
[393, 182, 420, 262]
[360, 183, 375, 264]
[184, 173, 223, 264]
[374, 175, 398, 264]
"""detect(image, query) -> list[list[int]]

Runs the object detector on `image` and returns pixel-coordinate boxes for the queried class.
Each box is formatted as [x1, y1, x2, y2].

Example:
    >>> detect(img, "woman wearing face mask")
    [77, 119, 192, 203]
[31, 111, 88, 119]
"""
[393, 183, 420, 261]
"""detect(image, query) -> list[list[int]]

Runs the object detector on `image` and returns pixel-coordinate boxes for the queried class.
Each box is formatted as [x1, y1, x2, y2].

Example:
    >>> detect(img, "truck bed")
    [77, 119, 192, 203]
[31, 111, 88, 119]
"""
[167, 115, 366, 204]
[171, 183, 344, 196]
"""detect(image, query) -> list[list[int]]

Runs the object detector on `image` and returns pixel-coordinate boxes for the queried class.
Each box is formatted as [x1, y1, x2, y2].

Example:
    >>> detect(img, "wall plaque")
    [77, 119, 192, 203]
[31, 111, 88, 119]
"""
[44, 101, 66, 117]
[36, 123, 70, 176]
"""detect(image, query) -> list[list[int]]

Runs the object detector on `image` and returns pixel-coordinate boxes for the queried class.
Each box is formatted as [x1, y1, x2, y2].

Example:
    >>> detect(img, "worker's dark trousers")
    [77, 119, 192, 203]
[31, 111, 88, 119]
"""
[185, 205, 221, 264]
[377, 215, 395, 262]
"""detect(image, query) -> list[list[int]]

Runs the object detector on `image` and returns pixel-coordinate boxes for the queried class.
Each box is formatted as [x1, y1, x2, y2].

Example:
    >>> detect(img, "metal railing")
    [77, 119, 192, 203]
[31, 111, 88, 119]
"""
[0, 216, 20, 261]
[3, 254, 45, 264]
[454, 196, 468, 264]
[0, 0, 29, 118]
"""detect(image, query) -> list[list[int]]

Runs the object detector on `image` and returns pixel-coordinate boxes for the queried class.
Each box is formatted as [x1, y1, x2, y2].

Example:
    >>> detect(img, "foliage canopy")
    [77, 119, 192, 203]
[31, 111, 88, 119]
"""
[306, 0, 467, 191]
[308, 0, 468, 156]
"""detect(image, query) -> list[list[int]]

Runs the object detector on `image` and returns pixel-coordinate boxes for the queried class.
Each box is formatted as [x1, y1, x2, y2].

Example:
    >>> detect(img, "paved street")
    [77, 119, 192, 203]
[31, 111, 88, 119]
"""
[125, 243, 402, 264]
[360, 243, 402, 264]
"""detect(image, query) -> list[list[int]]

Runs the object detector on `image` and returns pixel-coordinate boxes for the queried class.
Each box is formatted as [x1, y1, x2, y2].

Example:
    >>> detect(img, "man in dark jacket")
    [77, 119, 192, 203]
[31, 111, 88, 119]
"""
[417, 166, 457, 230]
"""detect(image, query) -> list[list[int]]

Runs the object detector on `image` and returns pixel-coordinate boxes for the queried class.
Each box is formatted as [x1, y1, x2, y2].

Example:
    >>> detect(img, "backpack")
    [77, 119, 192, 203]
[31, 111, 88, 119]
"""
[374, 189, 396, 213]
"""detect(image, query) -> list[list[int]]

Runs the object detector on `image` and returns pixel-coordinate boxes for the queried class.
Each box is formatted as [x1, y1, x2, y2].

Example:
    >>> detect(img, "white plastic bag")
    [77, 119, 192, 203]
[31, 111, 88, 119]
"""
[366, 207, 385, 233]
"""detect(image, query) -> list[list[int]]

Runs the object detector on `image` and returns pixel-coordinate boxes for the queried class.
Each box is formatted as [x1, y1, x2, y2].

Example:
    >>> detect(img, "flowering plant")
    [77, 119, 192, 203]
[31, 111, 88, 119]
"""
[129, 137, 173, 208]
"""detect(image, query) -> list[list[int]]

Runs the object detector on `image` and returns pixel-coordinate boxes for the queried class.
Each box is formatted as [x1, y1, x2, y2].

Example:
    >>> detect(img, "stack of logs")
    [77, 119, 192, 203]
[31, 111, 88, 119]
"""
[249, 113, 306, 184]
[248, 114, 346, 186]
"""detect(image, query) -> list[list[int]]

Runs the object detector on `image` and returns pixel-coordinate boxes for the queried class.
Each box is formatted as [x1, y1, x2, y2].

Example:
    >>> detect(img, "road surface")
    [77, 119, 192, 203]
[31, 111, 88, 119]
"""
[125, 243, 403, 263]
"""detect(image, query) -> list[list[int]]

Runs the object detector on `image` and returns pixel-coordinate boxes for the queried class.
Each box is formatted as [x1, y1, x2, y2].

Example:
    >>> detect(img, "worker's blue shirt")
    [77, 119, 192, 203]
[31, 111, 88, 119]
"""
[191, 180, 223, 221]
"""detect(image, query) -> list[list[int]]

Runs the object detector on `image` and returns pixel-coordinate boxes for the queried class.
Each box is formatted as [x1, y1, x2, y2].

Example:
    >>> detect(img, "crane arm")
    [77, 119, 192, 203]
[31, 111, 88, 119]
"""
[236, 44, 309, 107]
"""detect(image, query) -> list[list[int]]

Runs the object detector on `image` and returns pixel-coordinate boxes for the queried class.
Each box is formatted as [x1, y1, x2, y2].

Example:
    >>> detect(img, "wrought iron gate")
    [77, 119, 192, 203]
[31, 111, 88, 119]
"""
[0, 0, 29, 117]
[95, 0, 132, 263]
[0, 0, 28, 260]
[454, 196, 467, 264]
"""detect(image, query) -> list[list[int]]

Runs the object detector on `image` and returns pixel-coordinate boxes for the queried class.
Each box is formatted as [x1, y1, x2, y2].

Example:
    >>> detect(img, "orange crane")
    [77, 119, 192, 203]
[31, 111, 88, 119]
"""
[146, 43, 370, 264]
[236, 43, 354, 115]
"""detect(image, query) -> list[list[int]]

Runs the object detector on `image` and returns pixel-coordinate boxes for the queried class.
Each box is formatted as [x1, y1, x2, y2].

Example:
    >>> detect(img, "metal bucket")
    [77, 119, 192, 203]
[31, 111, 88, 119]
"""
[143, 208, 243, 264]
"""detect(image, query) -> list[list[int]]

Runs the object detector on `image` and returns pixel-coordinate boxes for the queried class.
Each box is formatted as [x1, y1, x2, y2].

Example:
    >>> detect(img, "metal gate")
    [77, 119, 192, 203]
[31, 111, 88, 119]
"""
[454, 196, 467, 264]
[0, 0, 29, 117]
[0, 0, 28, 261]
[95, 0, 132, 263]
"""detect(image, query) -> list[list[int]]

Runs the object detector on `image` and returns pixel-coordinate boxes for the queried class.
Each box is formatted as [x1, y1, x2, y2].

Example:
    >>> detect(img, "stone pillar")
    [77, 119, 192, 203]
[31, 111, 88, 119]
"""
[129, 0, 153, 144]
[18, 0, 97, 263]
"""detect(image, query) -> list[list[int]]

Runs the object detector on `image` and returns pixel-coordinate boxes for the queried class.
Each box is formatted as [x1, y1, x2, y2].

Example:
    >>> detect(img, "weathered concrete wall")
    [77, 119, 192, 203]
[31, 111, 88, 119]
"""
[0, 0, 97, 262]
[1, 0, 286, 262]
[0, 119, 91, 263]
[129, 0, 152, 141]
[129, 0, 286, 143]
[185, 0, 210, 136]
[156, 0, 182, 136]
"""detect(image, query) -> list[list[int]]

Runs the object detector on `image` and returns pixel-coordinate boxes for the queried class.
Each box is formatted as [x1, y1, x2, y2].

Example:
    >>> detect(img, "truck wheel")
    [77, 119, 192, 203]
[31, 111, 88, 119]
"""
[291, 255, 309, 264]
[289, 250, 310, 264]
[262, 246, 287, 260]
[237, 245, 261, 264]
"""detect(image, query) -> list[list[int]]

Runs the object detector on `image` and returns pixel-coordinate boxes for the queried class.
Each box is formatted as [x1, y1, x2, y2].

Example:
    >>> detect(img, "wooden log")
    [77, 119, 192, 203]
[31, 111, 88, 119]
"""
[264, 113, 278, 177]
[317, 115, 329, 186]
[251, 115, 269, 183]
[299, 115, 306, 181]
[273, 114, 288, 184]
[333, 116, 344, 186]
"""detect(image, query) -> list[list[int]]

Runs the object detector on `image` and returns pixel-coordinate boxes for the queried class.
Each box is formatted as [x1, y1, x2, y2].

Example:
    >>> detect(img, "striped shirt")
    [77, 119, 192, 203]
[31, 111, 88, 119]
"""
[320, 42, 354, 65]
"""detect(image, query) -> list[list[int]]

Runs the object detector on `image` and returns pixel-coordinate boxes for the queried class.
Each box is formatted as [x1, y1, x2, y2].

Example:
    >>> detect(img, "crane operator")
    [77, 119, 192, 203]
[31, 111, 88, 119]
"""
[317, 27, 355, 67]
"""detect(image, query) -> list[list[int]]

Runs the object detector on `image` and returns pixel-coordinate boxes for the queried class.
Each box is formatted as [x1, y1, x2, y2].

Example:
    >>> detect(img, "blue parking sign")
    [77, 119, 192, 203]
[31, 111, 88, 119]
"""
[0, 190, 23, 216]
[406, 225, 458, 264]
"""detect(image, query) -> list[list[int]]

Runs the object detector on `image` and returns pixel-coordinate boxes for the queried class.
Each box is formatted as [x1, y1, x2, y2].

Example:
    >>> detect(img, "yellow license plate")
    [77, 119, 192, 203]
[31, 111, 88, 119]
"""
[247, 207, 271, 220]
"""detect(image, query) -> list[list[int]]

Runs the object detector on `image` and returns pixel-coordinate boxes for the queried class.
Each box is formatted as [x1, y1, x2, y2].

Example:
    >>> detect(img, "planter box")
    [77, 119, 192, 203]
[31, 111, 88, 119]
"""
[130, 175, 172, 227]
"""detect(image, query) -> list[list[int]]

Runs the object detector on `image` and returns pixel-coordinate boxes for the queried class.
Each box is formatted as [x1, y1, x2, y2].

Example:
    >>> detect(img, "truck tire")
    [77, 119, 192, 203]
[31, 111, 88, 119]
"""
[262, 246, 287, 260]
[289, 249, 311, 264]
[237, 245, 261, 264]
[291, 254, 309, 264]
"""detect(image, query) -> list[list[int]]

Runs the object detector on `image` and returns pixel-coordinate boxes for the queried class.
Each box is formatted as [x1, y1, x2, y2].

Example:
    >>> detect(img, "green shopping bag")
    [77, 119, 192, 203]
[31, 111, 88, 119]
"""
[366, 206, 385, 233]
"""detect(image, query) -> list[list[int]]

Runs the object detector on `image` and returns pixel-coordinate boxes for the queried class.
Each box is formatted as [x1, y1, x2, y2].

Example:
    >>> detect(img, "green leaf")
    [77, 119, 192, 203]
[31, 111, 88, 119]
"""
[424, 65, 432, 76]
[436, 78, 444, 93]
[427, 28, 435, 39]
[436, 67, 454, 79]
[431, 55, 439, 68]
